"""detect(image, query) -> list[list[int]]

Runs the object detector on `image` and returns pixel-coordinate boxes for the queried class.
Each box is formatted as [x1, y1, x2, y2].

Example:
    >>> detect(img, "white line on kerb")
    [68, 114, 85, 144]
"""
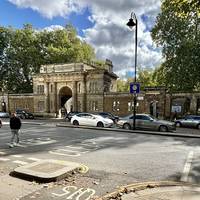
[181, 151, 194, 182]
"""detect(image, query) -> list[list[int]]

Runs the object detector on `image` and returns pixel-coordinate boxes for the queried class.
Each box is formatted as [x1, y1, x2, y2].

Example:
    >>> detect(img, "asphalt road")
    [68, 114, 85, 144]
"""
[0, 120, 200, 199]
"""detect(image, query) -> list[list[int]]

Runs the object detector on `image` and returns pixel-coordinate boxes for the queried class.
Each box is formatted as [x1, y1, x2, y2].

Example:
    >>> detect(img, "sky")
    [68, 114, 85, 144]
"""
[0, 0, 163, 79]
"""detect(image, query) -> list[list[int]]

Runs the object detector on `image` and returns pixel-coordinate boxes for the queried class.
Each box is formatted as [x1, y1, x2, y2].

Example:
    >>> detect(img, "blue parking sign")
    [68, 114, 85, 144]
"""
[130, 82, 140, 94]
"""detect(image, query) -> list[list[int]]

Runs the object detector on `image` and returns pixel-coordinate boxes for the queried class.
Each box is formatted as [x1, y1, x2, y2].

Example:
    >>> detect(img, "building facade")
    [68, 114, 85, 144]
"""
[1, 61, 200, 119]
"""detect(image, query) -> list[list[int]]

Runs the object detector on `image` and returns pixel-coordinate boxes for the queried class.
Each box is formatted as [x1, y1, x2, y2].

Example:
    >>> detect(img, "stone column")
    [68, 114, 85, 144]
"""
[72, 81, 77, 112]
[82, 74, 87, 112]
[54, 82, 58, 116]
[190, 94, 197, 114]
[45, 82, 50, 113]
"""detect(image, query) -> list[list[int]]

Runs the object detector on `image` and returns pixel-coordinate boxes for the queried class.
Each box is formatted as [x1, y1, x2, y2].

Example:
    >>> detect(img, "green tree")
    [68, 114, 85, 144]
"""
[137, 68, 157, 89]
[151, 0, 200, 91]
[38, 25, 95, 64]
[0, 24, 95, 93]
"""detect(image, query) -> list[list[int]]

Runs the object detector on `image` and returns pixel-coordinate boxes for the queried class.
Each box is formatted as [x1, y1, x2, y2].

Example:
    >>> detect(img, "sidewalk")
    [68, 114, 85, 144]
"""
[101, 181, 200, 200]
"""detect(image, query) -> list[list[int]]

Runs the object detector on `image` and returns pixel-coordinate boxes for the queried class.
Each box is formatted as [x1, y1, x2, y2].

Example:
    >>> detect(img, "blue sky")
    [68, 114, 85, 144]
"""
[0, 0, 162, 78]
[0, 0, 93, 36]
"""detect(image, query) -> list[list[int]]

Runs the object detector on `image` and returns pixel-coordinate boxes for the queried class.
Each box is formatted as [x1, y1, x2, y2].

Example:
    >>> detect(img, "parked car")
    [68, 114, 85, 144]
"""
[95, 112, 119, 123]
[117, 114, 176, 132]
[71, 113, 114, 127]
[65, 111, 81, 121]
[15, 109, 34, 119]
[0, 112, 10, 118]
[175, 115, 200, 129]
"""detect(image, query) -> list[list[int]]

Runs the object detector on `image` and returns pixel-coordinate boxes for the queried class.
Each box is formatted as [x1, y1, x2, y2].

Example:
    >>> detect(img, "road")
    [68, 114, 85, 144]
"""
[0, 120, 200, 199]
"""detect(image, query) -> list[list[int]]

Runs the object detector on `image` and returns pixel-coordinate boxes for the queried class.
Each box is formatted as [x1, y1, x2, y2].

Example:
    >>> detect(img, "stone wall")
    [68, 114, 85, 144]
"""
[8, 94, 34, 113]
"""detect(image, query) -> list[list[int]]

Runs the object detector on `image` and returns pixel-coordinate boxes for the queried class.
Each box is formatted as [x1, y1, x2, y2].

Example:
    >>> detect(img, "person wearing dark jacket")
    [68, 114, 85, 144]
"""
[9, 113, 21, 148]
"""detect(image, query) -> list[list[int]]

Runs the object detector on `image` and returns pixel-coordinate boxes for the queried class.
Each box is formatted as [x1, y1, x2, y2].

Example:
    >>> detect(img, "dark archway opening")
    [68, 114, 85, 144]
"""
[59, 87, 72, 116]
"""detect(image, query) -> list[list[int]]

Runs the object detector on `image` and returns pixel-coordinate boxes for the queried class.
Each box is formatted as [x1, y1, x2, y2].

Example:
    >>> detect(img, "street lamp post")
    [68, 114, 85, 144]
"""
[127, 12, 138, 130]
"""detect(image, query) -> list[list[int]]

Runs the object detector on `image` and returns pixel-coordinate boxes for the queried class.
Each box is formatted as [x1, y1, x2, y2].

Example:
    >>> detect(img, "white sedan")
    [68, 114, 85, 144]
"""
[71, 113, 114, 127]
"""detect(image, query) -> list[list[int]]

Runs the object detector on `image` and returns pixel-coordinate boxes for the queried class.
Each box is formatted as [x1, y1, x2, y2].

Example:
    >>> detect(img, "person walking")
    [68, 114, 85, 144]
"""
[9, 112, 21, 148]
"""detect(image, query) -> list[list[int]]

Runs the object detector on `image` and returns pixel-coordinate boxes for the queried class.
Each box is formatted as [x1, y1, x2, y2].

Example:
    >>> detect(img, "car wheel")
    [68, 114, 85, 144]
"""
[159, 125, 168, 132]
[123, 123, 131, 130]
[97, 122, 104, 127]
[197, 124, 200, 129]
[73, 120, 79, 126]
[21, 115, 25, 119]
[175, 122, 181, 127]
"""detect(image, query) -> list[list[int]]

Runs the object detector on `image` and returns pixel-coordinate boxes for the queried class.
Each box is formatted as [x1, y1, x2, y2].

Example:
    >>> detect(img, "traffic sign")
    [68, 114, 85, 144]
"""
[130, 82, 140, 94]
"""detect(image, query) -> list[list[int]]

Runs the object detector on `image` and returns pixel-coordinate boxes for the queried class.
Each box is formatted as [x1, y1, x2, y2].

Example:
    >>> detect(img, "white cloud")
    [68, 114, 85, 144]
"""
[8, 0, 84, 19]
[8, 0, 163, 78]
[42, 25, 64, 31]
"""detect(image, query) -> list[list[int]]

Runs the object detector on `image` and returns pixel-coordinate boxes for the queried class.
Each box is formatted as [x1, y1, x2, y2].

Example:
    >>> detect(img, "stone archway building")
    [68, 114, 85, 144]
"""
[32, 60, 118, 117]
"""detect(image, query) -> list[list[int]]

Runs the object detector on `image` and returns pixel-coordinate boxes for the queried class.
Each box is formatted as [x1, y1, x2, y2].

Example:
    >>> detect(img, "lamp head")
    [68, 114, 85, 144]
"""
[126, 18, 136, 29]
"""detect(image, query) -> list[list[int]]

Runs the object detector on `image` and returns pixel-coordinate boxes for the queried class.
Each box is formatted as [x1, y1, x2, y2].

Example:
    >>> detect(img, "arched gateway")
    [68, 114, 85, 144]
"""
[32, 61, 118, 117]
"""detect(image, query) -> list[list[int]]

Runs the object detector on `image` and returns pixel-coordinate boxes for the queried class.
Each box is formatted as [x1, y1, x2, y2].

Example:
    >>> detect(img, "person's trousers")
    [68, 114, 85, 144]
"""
[10, 129, 20, 144]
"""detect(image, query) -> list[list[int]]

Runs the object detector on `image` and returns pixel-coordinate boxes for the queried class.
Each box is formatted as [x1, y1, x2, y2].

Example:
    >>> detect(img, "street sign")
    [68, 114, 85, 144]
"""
[130, 82, 140, 94]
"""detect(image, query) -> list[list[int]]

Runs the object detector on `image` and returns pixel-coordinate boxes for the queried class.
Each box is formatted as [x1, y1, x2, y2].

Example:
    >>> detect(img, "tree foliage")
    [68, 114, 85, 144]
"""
[0, 24, 95, 93]
[117, 68, 156, 92]
[151, 0, 200, 91]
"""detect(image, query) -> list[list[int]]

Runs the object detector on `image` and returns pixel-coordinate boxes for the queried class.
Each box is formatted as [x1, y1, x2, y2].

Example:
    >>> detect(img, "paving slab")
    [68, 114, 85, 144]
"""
[13, 159, 81, 182]
[0, 175, 41, 200]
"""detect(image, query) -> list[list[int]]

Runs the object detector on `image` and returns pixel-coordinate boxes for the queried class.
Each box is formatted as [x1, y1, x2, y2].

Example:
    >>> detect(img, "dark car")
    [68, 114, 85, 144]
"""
[96, 112, 119, 123]
[175, 115, 200, 129]
[16, 109, 34, 119]
[65, 111, 80, 121]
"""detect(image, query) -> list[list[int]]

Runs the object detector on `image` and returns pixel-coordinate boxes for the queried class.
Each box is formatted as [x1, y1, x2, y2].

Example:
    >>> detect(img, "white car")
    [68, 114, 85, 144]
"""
[71, 113, 114, 128]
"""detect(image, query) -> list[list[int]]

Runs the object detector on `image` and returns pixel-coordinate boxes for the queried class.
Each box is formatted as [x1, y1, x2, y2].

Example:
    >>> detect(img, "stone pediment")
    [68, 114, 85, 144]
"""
[40, 63, 95, 74]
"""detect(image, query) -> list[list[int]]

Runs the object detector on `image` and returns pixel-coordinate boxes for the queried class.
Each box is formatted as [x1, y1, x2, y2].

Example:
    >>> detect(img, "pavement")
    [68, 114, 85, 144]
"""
[101, 181, 200, 200]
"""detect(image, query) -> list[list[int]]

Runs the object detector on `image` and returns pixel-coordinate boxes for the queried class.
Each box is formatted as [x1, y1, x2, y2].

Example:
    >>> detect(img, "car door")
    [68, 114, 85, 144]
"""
[76, 113, 88, 125]
[182, 116, 194, 127]
[139, 115, 155, 130]
[81, 113, 95, 126]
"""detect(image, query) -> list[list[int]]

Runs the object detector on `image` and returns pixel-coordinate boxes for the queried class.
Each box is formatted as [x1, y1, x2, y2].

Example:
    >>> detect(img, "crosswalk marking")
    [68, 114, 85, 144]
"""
[0, 158, 10, 161]
[0, 151, 6, 155]
[27, 157, 41, 161]
[12, 155, 23, 158]
[13, 160, 29, 165]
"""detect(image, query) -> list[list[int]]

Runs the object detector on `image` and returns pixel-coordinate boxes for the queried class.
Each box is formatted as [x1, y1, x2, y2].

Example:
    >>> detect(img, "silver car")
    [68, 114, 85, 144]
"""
[117, 114, 176, 132]
[175, 115, 200, 129]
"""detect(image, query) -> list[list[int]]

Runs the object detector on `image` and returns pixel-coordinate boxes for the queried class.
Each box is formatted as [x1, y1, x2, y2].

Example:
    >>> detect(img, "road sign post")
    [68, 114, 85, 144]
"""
[130, 83, 140, 130]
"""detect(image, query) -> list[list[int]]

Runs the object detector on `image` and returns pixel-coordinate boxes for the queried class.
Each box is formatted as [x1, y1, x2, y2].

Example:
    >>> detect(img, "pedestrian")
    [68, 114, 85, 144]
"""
[173, 111, 177, 121]
[9, 112, 21, 148]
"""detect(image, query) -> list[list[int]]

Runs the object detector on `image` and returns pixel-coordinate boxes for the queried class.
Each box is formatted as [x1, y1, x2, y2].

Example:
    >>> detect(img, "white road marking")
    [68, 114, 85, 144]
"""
[0, 151, 6, 155]
[49, 150, 81, 157]
[181, 151, 194, 182]
[0, 158, 10, 161]
[27, 157, 41, 161]
[59, 148, 89, 154]
[13, 160, 28, 165]
[12, 155, 23, 158]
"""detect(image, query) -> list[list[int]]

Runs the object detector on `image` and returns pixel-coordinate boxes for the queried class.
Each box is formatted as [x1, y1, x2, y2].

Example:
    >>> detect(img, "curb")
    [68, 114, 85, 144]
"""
[56, 123, 200, 138]
[99, 181, 200, 200]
